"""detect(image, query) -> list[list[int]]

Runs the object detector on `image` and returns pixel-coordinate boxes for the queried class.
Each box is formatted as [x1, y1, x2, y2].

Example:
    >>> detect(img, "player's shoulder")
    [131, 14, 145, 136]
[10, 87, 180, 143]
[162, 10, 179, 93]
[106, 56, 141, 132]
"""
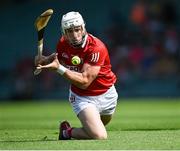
[87, 34, 106, 48]
[87, 33, 108, 52]
[88, 34, 104, 45]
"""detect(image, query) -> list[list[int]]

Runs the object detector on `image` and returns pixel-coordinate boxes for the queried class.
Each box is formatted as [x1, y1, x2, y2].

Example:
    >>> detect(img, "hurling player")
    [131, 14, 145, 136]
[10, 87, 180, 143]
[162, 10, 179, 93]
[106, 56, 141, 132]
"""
[35, 11, 118, 140]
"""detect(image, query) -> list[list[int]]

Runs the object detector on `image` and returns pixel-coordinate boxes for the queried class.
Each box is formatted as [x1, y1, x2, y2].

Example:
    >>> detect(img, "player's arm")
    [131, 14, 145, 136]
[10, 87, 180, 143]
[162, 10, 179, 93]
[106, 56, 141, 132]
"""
[36, 54, 100, 89]
[64, 63, 100, 89]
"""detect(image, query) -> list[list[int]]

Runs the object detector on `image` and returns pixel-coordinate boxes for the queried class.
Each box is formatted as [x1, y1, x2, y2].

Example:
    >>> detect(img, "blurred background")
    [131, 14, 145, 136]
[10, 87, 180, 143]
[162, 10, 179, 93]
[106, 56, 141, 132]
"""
[0, 0, 179, 101]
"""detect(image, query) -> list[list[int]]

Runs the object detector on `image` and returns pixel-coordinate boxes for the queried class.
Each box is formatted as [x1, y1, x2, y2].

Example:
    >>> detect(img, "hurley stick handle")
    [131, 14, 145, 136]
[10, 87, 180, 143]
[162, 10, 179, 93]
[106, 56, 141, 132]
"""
[37, 39, 43, 57]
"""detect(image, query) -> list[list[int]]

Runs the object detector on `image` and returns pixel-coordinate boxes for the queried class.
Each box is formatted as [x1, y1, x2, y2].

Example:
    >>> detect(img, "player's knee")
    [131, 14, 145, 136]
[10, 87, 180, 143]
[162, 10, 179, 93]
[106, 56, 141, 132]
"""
[92, 131, 107, 140]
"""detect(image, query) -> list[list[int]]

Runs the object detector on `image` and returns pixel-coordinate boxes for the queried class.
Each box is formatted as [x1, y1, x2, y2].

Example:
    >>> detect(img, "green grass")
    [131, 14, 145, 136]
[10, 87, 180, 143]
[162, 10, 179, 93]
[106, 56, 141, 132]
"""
[0, 98, 180, 150]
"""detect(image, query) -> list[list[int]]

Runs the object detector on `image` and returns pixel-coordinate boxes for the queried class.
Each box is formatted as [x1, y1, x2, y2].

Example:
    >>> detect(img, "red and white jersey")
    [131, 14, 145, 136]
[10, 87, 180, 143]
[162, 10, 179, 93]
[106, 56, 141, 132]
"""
[56, 33, 117, 96]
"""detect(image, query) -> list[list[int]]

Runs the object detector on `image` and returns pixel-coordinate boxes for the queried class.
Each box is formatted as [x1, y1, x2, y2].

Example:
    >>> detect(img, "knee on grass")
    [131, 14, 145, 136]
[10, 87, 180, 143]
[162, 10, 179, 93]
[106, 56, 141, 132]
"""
[91, 131, 107, 140]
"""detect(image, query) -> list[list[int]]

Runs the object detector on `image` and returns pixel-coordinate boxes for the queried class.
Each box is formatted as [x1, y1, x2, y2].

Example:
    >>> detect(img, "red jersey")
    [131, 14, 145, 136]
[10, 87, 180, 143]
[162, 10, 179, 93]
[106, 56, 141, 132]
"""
[56, 33, 116, 96]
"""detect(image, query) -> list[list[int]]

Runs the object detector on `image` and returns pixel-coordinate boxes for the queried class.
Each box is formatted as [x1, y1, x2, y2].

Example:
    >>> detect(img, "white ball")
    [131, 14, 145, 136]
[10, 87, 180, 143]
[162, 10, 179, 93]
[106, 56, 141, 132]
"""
[71, 56, 81, 65]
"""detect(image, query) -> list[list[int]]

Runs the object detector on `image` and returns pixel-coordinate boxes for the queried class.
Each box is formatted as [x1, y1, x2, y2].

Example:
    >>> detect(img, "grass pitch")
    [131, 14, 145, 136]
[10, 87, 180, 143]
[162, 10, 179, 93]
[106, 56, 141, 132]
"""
[0, 98, 180, 150]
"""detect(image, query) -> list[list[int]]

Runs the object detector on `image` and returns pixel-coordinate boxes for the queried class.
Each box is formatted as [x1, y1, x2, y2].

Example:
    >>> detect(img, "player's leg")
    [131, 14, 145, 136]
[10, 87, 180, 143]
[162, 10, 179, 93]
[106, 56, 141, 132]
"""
[59, 105, 107, 140]
[71, 127, 91, 139]
[59, 86, 117, 140]
[72, 105, 107, 139]
[100, 85, 118, 126]
[59, 120, 91, 140]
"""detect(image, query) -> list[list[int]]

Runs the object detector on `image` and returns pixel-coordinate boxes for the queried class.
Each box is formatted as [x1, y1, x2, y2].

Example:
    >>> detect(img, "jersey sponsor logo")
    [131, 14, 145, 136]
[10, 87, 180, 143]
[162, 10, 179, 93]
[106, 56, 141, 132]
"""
[90, 52, 100, 62]
[66, 65, 80, 72]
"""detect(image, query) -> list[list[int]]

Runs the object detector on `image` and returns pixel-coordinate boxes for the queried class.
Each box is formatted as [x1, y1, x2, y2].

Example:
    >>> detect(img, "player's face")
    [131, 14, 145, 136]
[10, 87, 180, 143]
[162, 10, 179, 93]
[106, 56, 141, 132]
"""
[65, 26, 84, 46]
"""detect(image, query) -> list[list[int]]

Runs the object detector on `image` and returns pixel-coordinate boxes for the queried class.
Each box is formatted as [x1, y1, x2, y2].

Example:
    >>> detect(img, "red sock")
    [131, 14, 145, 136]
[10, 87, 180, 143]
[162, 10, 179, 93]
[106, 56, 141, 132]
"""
[66, 127, 73, 138]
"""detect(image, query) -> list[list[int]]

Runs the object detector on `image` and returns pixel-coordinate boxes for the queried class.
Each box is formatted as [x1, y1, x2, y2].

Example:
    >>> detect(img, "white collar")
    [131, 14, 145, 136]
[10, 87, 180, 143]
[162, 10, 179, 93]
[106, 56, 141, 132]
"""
[81, 34, 88, 48]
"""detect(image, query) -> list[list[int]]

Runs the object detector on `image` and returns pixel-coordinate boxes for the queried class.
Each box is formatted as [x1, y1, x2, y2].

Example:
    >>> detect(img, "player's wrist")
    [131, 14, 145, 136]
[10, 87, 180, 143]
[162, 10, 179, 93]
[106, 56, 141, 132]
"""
[57, 64, 67, 75]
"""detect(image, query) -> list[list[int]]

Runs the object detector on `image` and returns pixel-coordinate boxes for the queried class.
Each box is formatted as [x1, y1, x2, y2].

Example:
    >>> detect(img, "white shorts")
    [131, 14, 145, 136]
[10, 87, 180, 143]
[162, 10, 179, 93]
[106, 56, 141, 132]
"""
[69, 85, 118, 115]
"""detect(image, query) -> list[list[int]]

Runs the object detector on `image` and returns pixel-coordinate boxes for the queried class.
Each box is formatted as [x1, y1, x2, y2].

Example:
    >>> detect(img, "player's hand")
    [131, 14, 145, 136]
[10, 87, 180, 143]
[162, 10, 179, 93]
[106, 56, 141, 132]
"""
[47, 53, 57, 63]
[36, 53, 60, 70]
[34, 55, 48, 66]
[34, 53, 57, 66]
